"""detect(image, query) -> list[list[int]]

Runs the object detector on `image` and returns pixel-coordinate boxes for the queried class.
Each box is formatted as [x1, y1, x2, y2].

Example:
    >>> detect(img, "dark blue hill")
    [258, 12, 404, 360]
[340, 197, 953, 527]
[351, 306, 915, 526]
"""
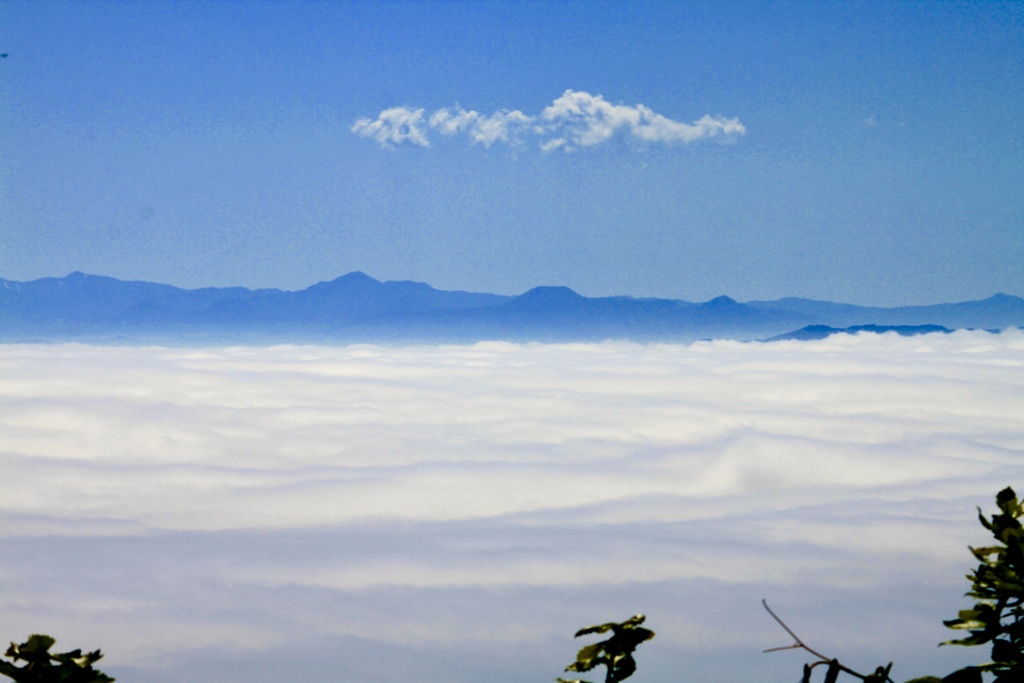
[764, 324, 954, 342]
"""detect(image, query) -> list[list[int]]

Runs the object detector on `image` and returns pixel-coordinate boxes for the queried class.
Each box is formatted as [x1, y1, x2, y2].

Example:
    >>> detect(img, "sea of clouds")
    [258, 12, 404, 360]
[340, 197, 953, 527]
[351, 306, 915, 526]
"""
[2, 331, 1022, 683]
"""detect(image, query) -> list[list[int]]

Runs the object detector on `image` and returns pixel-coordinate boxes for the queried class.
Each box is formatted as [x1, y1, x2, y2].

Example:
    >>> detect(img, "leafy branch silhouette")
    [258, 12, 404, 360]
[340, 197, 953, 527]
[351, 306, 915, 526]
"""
[557, 614, 655, 683]
[0, 635, 113, 683]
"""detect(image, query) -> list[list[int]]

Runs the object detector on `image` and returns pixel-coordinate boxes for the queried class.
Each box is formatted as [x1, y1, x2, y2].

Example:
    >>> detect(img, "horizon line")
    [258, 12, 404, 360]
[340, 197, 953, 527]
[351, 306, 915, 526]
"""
[1, 269, 1021, 310]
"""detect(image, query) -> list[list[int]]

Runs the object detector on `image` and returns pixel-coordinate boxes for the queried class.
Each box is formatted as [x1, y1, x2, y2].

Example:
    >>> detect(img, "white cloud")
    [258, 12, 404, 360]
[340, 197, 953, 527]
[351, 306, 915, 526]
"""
[1, 331, 1020, 682]
[355, 91, 746, 151]
[539, 90, 640, 147]
[539, 90, 746, 150]
[351, 106, 430, 147]
[634, 112, 747, 143]
[429, 107, 533, 147]
[468, 109, 533, 147]
[539, 137, 567, 153]
[429, 107, 480, 136]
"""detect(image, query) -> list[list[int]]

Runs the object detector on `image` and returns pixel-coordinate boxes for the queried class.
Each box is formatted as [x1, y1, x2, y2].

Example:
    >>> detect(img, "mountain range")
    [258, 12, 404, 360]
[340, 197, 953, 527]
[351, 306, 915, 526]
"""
[2, 271, 1022, 344]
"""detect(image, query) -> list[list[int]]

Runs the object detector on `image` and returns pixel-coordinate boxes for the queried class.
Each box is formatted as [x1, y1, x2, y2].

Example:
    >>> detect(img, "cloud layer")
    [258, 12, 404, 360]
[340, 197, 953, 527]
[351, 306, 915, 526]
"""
[352, 90, 746, 151]
[2, 331, 1022, 683]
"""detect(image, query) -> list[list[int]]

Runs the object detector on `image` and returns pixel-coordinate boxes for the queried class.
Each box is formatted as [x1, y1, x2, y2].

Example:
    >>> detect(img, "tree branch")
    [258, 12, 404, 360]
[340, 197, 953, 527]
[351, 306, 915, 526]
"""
[761, 599, 893, 683]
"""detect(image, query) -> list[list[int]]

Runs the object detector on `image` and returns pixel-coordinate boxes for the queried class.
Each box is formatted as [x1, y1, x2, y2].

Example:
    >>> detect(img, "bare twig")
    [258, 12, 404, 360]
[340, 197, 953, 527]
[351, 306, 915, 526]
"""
[761, 599, 894, 683]
[762, 599, 831, 661]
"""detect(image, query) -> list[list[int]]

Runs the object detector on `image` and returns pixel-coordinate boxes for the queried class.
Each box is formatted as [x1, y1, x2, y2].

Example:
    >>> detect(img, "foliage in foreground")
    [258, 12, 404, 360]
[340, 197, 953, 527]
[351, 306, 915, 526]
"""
[0, 635, 113, 683]
[765, 486, 1024, 683]
[941, 486, 1024, 681]
[557, 614, 655, 683]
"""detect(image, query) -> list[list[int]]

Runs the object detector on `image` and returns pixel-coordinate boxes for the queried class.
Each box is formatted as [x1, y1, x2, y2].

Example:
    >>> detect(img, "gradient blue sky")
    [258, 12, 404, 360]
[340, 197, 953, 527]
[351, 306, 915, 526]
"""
[1, 0, 1022, 305]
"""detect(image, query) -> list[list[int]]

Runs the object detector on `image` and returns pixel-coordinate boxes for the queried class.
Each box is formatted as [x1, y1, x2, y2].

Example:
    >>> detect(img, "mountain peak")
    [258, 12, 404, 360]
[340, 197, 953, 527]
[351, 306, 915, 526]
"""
[59, 271, 94, 283]
[304, 271, 382, 293]
[516, 285, 584, 300]
[503, 286, 586, 312]
[703, 295, 738, 307]
[329, 271, 380, 285]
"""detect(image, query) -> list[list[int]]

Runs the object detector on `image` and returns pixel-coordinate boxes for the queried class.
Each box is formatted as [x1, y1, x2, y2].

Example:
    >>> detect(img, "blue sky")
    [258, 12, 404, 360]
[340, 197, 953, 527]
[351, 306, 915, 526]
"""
[1, 0, 1022, 305]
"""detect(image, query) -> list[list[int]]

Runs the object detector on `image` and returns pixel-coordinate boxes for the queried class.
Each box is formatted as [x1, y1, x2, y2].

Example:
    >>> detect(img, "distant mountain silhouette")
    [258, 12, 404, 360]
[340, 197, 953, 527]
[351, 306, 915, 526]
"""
[1, 272, 1022, 344]
[764, 324, 955, 342]
[745, 293, 1024, 330]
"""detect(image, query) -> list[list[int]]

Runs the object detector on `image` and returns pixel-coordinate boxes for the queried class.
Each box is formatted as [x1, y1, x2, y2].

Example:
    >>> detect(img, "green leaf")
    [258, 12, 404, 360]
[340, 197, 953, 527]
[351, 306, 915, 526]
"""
[1, 635, 114, 683]
[941, 487, 1024, 678]
[990, 639, 1019, 663]
[573, 643, 602, 663]
[575, 623, 614, 638]
[940, 667, 983, 683]
[21, 635, 56, 654]
[996, 487, 1016, 507]
[561, 615, 654, 683]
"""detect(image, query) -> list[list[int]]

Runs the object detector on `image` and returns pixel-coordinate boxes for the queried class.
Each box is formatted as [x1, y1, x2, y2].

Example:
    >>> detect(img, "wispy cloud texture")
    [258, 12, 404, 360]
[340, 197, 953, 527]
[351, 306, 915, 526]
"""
[1, 332, 1022, 683]
[352, 90, 746, 151]
[350, 106, 430, 147]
